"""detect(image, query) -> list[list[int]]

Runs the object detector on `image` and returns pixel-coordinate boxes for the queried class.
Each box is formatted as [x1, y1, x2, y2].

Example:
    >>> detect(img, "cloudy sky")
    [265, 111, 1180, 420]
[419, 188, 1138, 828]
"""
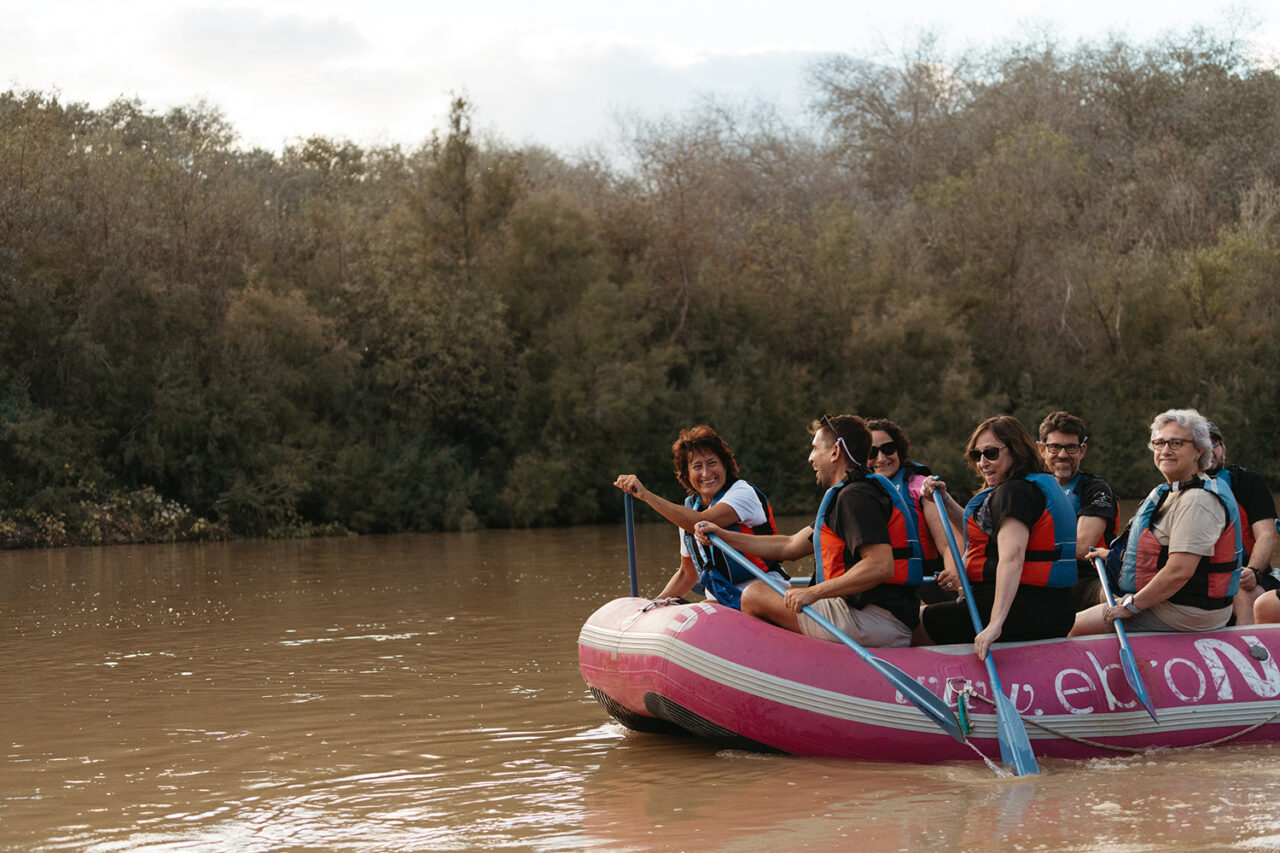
[1, 1, 1273, 154]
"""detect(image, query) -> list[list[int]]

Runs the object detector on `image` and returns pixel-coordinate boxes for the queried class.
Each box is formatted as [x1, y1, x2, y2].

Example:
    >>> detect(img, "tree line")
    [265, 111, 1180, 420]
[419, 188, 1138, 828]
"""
[1, 24, 1277, 546]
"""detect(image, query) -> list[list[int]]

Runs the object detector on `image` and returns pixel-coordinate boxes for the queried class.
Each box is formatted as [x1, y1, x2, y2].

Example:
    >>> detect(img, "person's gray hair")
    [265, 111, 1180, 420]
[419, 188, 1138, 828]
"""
[1150, 408, 1214, 470]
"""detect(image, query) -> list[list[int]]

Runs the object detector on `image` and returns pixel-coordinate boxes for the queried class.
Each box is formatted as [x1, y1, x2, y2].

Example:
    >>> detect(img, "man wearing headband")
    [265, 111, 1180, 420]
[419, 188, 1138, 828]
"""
[695, 414, 921, 647]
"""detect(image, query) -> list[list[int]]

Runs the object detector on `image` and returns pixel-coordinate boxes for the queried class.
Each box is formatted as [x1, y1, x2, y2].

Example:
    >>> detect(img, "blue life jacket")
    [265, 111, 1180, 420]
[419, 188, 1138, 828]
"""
[961, 473, 1077, 588]
[682, 482, 785, 609]
[812, 471, 924, 586]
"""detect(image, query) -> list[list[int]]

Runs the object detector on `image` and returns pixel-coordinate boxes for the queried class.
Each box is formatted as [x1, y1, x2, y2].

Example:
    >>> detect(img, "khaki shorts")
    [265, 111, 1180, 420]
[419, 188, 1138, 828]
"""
[798, 600, 912, 648]
[1127, 599, 1231, 633]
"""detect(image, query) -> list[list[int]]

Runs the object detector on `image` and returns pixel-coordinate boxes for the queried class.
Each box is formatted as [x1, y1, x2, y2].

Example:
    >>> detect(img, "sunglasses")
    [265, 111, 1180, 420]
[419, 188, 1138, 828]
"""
[968, 445, 1005, 462]
[868, 441, 898, 459]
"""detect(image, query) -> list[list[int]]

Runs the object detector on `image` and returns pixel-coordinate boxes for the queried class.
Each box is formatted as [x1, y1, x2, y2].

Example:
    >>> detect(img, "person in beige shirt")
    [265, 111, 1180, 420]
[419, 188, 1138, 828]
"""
[1071, 408, 1241, 636]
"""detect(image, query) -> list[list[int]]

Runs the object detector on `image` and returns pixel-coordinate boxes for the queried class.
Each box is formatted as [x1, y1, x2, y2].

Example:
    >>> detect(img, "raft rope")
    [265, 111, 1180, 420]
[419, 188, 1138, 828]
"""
[961, 688, 1280, 754]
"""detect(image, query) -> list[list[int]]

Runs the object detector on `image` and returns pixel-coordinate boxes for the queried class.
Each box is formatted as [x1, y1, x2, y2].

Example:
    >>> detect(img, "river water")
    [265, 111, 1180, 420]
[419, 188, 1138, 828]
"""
[4, 520, 1280, 852]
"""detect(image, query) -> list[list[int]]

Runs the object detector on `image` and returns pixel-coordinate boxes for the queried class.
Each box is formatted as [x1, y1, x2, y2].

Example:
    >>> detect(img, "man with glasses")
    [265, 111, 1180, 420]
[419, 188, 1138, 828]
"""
[1204, 422, 1278, 624]
[1037, 411, 1119, 610]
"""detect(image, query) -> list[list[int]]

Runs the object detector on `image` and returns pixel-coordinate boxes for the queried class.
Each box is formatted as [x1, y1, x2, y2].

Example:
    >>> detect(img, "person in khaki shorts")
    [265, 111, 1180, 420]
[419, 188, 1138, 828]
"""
[695, 414, 918, 648]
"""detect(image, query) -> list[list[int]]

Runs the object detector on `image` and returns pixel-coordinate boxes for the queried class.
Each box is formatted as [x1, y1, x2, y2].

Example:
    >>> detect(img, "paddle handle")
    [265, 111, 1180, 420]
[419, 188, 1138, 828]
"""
[624, 492, 638, 597]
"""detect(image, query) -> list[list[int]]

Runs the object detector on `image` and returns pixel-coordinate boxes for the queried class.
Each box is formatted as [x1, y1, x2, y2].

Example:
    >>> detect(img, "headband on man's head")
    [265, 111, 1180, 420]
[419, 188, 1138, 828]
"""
[822, 414, 855, 465]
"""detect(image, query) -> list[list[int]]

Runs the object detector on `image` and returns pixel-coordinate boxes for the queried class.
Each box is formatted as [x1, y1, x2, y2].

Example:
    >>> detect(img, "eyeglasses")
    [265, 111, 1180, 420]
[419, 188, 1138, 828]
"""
[1042, 442, 1084, 456]
[868, 441, 898, 459]
[968, 445, 1005, 462]
[1148, 438, 1191, 451]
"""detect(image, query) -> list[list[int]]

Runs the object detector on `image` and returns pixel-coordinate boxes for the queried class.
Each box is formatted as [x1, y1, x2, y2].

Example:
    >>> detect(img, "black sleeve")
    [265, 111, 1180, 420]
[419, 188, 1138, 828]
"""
[831, 481, 892, 558]
[987, 479, 1044, 533]
[1078, 474, 1118, 522]
[1236, 468, 1278, 522]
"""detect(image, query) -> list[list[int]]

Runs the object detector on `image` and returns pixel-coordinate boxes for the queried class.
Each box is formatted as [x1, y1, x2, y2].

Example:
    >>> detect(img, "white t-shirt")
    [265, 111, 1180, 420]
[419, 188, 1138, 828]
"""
[678, 478, 767, 558]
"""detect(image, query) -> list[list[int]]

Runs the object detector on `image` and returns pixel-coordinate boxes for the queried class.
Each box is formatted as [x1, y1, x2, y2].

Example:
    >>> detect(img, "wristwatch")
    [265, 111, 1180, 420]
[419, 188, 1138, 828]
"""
[1120, 594, 1142, 615]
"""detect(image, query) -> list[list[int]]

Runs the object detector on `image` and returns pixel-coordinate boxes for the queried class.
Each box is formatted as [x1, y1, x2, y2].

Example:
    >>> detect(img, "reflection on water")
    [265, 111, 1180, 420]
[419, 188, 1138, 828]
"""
[3, 524, 1280, 851]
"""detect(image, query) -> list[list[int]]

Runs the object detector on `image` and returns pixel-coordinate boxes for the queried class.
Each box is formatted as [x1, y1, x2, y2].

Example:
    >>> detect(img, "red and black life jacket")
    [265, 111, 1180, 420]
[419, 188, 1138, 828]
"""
[961, 473, 1077, 589]
[814, 472, 923, 585]
[684, 482, 785, 587]
[1128, 476, 1243, 610]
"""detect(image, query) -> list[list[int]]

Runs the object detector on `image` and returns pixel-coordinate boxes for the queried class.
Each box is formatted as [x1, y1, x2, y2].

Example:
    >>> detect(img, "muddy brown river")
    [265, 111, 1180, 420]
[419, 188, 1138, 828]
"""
[3, 520, 1280, 851]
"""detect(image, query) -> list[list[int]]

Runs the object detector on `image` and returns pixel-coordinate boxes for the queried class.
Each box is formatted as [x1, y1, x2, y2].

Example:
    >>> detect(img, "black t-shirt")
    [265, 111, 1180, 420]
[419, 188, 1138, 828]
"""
[1227, 465, 1278, 561]
[827, 477, 918, 628]
[970, 478, 1045, 584]
[1074, 472, 1119, 536]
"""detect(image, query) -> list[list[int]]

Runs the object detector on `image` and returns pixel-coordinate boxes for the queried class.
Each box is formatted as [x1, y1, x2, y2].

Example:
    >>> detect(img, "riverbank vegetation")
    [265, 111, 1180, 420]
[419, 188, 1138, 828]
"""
[2, 25, 1278, 546]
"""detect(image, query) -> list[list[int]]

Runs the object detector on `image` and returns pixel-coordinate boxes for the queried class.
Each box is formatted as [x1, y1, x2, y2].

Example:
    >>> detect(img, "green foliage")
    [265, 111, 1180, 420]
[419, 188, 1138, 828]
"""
[1, 21, 1279, 547]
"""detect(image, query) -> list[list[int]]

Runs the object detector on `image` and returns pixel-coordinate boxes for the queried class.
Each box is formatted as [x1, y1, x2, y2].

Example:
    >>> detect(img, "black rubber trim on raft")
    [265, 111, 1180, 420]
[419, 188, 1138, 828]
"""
[589, 687, 688, 736]
[642, 693, 784, 754]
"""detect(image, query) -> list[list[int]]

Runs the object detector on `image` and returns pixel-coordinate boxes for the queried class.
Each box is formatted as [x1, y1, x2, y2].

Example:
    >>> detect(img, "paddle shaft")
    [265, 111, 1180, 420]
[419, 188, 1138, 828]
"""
[930, 489, 1040, 775]
[706, 532, 964, 742]
[1093, 556, 1159, 722]
[624, 492, 638, 597]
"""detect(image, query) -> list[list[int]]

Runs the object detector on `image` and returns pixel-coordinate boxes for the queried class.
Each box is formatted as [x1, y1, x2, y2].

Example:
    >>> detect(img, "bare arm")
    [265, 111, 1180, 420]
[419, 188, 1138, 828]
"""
[1249, 518, 1277, 569]
[974, 518, 1030, 660]
[783, 543, 894, 612]
[697, 521, 815, 562]
[656, 554, 700, 600]
[1114, 552, 1198, 614]
[612, 473, 741, 532]
[1075, 516, 1108, 560]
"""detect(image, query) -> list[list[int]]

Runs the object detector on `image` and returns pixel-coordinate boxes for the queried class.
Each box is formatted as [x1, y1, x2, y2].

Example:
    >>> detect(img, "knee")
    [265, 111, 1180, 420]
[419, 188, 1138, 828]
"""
[1255, 591, 1280, 624]
[740, 581, 771, 617]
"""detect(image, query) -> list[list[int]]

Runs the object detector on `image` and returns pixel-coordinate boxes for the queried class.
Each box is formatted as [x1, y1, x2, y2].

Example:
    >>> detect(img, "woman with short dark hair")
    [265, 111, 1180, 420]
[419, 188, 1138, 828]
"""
[613, 425, 787, 609]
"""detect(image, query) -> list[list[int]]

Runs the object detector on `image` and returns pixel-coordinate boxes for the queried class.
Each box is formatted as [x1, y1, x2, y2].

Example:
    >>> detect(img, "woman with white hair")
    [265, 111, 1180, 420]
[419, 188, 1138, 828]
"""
[1070, 408, 1243, 635]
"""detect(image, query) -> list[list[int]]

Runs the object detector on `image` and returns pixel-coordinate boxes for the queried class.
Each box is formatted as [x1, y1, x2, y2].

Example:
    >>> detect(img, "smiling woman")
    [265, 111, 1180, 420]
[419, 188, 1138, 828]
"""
[1071, 408, 1244, 636]
[612, 425, 787, 609]
[918, 415, 1078, 657]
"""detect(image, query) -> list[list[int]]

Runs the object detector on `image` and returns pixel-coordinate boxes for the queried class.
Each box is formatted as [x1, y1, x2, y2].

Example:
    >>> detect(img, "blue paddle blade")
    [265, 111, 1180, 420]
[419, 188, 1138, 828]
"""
[868, 657, 966, 743]
[1093, 557, 1159, 723]
[987, 663, 1039, 776]
[931, 490, 1039, 775]
[1116, 623, 1159, 723]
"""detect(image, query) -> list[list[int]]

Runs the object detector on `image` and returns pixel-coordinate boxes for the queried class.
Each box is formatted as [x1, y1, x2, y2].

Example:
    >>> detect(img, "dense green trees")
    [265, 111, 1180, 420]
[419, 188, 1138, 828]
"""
[1, 26, 1277, 546]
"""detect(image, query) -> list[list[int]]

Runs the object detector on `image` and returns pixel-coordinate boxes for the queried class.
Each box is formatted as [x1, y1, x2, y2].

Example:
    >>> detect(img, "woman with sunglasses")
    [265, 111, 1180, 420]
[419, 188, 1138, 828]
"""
[918, 415, 1077, 658]
[1070, 409, 1243, 636]
[865, 418, 963, 603]
[613, 424, 787, 610]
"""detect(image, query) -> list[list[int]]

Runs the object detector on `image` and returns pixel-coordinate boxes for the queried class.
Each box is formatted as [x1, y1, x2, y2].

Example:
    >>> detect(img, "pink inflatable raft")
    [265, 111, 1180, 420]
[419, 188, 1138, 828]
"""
[579, 597, 1280, 762]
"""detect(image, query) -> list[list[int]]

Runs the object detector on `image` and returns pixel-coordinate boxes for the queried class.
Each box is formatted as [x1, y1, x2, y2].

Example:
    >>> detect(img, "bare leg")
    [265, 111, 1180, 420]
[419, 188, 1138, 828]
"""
[740, 581, 802, 634]
[1256, 590, 1280, 624]
[1069, 602, 1109, 637]
[1233, 590, 1259, 626]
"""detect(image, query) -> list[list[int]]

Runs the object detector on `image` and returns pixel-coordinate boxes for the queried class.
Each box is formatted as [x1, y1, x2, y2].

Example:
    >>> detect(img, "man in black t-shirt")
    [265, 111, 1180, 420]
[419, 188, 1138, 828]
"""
[1204, 422, 1278, 624]
[1037, 411, 1119, 610]
[695, 414, 917, 647]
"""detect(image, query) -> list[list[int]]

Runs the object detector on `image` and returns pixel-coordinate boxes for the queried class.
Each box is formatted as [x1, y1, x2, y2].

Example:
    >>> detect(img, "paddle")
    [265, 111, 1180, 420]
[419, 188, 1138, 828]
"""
[1093, 556, 1159, 722]
[931, 489, 1039, 775]
[706, 532, 965, 743]
[624, 492, 639, 597]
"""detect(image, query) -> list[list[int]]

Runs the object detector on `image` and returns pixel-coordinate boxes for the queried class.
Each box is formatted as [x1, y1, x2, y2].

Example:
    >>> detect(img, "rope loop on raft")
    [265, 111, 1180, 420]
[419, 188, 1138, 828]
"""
[963, 690, 1280, 754]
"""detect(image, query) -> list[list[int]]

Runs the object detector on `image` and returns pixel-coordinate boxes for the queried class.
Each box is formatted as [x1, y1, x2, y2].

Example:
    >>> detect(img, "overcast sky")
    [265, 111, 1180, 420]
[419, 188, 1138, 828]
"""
[1, 1, 1273, 154]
